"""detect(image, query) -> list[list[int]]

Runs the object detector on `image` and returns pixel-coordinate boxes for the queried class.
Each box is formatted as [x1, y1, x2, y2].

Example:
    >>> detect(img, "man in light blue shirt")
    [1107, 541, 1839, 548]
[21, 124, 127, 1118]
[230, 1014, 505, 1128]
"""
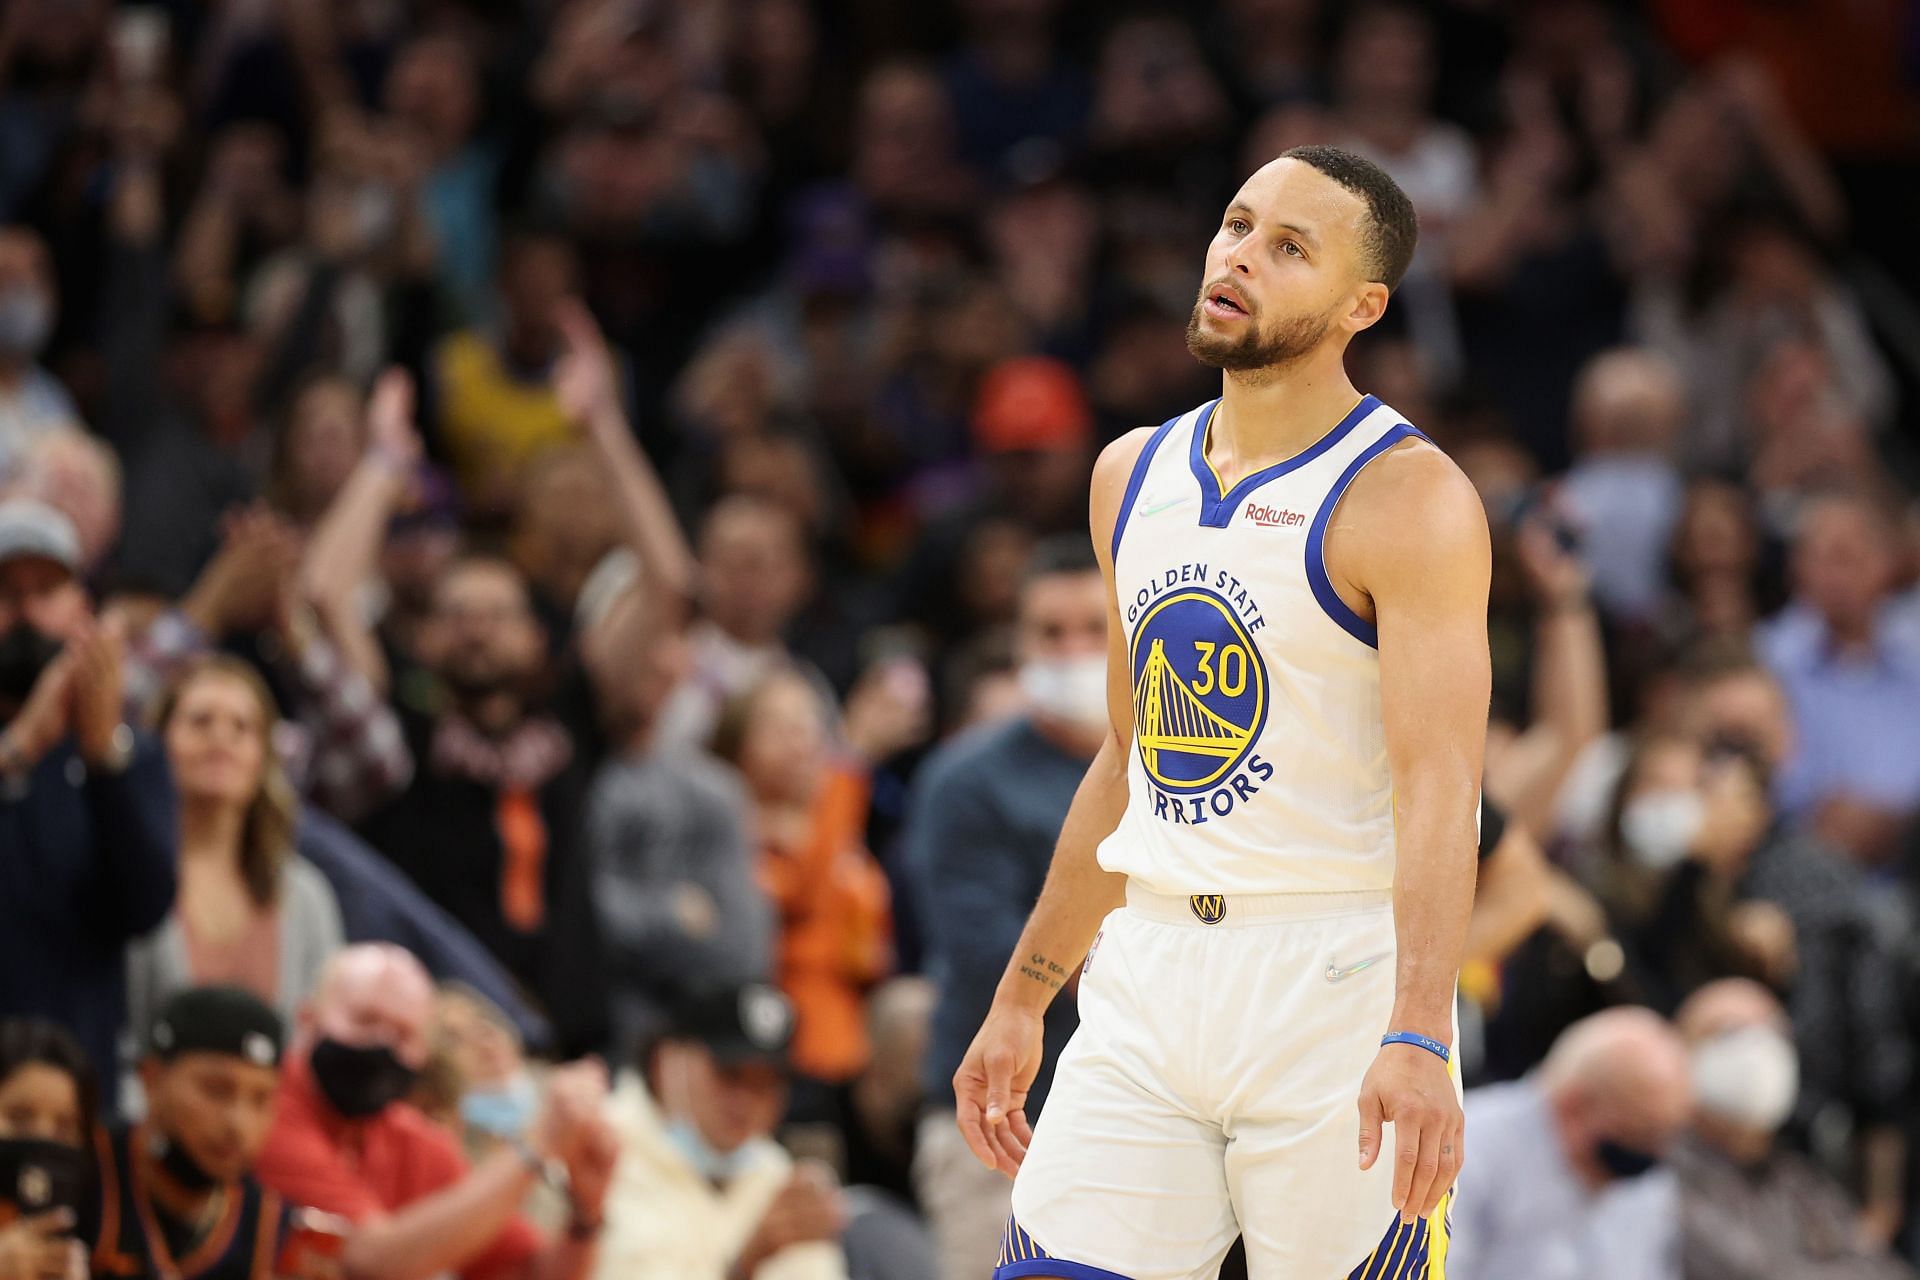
[0, 227, 79, 484]
[1755, 492, 1920, 864]
[1450, 1007, 1694, 1280]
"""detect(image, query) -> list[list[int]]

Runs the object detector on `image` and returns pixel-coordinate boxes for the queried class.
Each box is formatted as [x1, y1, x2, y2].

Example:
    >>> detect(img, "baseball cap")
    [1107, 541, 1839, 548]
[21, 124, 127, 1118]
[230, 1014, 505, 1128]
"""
[670, 982, 796, 1068]
[150, 986, 285, 1069]
[972, 357, 1093, 455]
[0, 500, 79, 574]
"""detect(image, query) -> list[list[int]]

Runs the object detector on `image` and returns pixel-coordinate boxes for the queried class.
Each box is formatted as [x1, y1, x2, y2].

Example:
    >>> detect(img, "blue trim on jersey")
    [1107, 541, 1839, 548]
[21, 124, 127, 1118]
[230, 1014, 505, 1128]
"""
[1189, 394, 1381, 527]
[1305, 422, 1424, 648]
[1110, 411, 1188, 561]
[997, 1260, 1138, 1280]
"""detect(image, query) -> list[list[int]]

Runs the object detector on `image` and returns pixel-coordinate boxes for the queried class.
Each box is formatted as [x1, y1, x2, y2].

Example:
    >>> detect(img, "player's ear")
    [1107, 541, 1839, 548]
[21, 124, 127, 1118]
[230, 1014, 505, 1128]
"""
[1345, 283, 1390, 334]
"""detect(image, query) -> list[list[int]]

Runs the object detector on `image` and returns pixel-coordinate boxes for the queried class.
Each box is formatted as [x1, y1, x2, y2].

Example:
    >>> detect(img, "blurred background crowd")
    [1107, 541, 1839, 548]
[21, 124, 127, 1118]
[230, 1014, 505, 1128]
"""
[0, 0, 1918, 1277]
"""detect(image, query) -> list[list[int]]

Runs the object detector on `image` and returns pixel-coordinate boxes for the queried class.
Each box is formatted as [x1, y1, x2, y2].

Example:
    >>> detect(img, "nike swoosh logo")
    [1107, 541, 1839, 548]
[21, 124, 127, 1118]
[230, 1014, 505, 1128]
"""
[1324, 951, 1391, 983]
[1138, 496, 1188, 517]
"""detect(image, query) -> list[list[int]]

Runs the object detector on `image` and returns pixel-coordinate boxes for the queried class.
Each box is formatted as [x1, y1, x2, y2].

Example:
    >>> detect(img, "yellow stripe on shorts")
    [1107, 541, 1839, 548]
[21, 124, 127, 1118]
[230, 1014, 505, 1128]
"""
[1345, 1191, 1451, 1280]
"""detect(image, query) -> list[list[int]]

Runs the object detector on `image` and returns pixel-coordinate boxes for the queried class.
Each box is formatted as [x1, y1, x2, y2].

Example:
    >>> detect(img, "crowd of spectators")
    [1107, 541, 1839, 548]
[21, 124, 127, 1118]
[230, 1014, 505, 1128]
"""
[0, 0, 1918, 1277]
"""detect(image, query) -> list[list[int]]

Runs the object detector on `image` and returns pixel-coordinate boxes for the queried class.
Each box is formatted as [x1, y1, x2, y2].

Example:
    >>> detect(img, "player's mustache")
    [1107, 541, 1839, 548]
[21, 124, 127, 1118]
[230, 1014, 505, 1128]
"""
[1199, 279, 1254, 315]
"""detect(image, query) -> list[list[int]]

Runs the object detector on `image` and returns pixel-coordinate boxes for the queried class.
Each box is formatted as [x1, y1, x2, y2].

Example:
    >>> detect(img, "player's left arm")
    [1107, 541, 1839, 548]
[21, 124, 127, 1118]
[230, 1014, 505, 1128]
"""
[1344, 440, 1491, 1225]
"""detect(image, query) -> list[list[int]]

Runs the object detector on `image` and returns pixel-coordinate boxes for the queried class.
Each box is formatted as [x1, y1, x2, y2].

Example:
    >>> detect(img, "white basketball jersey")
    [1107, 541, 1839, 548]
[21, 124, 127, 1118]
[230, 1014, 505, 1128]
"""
[1097, 393, 1426, 896]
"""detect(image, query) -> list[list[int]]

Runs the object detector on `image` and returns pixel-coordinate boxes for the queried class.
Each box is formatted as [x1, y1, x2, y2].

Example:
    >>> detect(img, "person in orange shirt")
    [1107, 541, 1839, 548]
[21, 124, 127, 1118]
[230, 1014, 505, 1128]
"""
[713, 663, 926, 1098]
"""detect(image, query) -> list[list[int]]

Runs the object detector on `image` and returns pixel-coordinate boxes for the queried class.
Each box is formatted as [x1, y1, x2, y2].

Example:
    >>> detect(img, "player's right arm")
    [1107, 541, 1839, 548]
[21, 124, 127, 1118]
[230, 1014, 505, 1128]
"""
[953, 427, 1150, 1177]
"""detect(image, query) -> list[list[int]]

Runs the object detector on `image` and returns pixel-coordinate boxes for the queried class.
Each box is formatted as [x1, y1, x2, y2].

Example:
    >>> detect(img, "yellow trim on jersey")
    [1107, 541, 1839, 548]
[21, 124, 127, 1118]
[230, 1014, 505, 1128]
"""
[1428, 1190, 1452, 1279]
[1196, 394, 1368, 501]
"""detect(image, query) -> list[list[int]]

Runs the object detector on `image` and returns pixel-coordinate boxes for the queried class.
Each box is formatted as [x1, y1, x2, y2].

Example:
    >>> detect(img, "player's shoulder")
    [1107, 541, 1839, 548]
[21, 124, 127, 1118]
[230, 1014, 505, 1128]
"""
[1090, 422, 1175, 562]
[1332, 416, 1488, 594]
[1093, 423, 1164, 488]
[1346, 420, 1485, 547]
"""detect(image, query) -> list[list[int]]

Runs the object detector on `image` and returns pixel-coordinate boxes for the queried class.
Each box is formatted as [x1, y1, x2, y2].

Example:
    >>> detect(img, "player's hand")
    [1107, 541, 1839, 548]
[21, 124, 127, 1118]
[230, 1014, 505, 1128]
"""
[954, 1004, 1044, 1177]
[1357, 1042, 1462, 1225]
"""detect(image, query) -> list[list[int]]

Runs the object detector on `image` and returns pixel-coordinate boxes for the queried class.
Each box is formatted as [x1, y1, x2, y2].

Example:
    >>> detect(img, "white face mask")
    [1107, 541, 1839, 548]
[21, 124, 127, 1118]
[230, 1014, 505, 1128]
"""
[657, 1047, 759, 1184]
[1692, 1025, 1799, 1133]
[1620, 790, 1703, 871]
[1020, 654, 1108, 733]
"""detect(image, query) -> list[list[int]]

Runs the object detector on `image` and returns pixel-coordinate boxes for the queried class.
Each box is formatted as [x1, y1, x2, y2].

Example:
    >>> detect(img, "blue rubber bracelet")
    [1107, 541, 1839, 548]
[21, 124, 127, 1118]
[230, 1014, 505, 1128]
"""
[1380, 1031, 1450, 1063]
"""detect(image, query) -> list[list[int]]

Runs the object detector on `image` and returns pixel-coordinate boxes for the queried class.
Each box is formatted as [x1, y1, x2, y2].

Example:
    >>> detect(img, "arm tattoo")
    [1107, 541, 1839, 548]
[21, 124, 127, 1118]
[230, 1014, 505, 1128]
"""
[1017, 951, 1071, 991]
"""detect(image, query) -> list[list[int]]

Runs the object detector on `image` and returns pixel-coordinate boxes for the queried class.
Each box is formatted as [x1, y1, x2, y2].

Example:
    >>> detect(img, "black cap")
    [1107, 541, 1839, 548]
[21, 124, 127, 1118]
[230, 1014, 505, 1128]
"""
[150, 987, 284, 1069]
[669, 983, 795, 1067]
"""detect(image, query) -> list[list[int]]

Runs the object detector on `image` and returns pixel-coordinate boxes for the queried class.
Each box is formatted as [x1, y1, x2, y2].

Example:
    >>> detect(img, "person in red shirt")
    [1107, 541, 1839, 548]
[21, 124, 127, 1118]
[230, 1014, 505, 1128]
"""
[254, 944, 617, 1280]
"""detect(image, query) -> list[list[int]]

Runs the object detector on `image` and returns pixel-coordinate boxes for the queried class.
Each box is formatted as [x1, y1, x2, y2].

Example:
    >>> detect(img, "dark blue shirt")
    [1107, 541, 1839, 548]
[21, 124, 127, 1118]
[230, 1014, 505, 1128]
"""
[0, 734, 177, 1095]
[905, 717, 1088, 1114]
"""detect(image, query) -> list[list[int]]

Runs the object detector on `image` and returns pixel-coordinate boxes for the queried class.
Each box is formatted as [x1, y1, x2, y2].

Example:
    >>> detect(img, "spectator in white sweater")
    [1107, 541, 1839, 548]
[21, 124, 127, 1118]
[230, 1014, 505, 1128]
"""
[595, 982, 849, 1280]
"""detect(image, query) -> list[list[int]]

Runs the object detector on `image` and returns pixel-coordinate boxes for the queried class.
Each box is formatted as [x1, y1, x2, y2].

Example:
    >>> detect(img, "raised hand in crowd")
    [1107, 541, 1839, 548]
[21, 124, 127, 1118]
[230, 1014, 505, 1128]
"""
[551, 298, 696, 611]
[179, 506, 304, 641]
[365, 366, 425, 470]
[553, 298, 627, 438]
[1513, 516, 1589, 612]
[0, 644, 74, 774]
[63, 616, 126, 767]
[729, 1161, 847, 1280]
[841, 655, 934, 767]
[527, 1058, 620, 1232]
[299, 368, 422, 695]
[0, 1209, 84, 1280]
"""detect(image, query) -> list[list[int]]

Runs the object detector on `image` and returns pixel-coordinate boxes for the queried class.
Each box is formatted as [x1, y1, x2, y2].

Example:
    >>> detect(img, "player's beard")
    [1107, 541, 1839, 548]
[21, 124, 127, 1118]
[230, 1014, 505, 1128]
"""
[1185, 294, 1332, 373]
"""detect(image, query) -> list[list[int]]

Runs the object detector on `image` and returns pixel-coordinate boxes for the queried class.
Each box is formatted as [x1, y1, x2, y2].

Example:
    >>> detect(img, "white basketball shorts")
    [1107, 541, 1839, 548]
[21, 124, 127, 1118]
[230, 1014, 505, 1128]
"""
[996, 884, 1454, 1280]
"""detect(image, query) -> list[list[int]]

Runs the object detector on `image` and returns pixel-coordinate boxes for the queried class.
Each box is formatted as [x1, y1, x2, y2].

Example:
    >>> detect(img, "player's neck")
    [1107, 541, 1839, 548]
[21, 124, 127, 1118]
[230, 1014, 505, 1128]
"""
[1210, 359, 1363, 476]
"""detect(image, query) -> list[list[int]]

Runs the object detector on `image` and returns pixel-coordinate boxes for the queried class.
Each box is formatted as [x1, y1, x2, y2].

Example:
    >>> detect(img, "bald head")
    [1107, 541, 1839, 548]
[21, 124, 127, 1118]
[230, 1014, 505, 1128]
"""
[306, 944, 436, 1069]
[866, 976, 935, 1061]
[1675, 978, 1788, 1047]
[22, 429, 122, 571]
[1573, 348, 1686, 456]
[1542, 1006, 1694, 1152]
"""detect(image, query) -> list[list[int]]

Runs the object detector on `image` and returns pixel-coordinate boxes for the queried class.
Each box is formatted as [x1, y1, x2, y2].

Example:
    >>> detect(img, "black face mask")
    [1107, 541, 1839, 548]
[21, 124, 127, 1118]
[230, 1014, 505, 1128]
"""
[310, 1039, 417, 1119]
[0, 1137, 91, 1222]
[147, 1129, 221, 1193]
[1594, 1137, 1662, 1181]
[0, 622, 62, 711]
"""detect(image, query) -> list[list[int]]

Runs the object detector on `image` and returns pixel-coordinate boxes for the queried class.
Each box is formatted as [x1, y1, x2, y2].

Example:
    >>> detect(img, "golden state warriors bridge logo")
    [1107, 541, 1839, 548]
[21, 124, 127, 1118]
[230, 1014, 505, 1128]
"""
[1130, 587, 1268, 798]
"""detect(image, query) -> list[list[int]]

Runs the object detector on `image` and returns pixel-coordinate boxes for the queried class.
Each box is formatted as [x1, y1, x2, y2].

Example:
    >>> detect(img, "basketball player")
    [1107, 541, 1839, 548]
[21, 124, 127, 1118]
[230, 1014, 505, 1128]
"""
[954, 145, 1490, 1280]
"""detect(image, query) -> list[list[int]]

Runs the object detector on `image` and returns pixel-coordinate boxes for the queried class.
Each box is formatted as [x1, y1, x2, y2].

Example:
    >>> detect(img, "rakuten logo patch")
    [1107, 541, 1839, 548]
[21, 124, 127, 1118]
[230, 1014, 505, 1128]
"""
[1244, 502, 1305, 529]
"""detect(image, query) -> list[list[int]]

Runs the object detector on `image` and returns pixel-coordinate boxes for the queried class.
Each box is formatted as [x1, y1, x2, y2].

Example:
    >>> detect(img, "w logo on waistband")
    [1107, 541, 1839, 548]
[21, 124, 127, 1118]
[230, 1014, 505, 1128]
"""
[1189, 894, 1227, 924]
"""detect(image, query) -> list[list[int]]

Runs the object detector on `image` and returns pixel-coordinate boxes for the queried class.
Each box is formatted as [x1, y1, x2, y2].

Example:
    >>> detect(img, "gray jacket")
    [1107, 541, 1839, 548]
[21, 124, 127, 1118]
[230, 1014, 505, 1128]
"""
[125, 855, 344, 1049]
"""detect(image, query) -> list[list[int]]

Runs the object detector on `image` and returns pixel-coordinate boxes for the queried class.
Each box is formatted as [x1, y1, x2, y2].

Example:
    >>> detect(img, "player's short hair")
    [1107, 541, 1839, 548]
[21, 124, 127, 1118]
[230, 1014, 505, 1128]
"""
[1278, 145, 1419, 292]
[1023, 535, 1101, 588]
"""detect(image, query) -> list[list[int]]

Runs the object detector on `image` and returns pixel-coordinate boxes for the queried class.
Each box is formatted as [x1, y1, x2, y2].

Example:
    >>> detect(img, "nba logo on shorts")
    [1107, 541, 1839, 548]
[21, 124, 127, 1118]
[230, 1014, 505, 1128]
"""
[1130, 588, 1268, 794]
[1189, 894, 1227, 925]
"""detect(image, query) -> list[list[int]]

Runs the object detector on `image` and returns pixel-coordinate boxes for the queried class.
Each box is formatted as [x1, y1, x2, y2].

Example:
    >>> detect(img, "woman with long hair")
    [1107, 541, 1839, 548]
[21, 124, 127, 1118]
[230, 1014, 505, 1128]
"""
[127, 657, 344, 1039]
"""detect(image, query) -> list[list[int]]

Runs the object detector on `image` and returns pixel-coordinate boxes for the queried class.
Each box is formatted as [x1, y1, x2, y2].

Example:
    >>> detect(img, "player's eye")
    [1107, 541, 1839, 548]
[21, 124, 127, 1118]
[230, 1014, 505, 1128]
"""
[1280, 240, 1303, 258]
[1227, 217, 1250, 236]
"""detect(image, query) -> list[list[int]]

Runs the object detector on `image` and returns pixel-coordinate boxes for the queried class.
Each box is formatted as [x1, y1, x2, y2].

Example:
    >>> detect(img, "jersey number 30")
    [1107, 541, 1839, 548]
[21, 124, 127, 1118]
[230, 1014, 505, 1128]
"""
[1191, 641, 1250, 697]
